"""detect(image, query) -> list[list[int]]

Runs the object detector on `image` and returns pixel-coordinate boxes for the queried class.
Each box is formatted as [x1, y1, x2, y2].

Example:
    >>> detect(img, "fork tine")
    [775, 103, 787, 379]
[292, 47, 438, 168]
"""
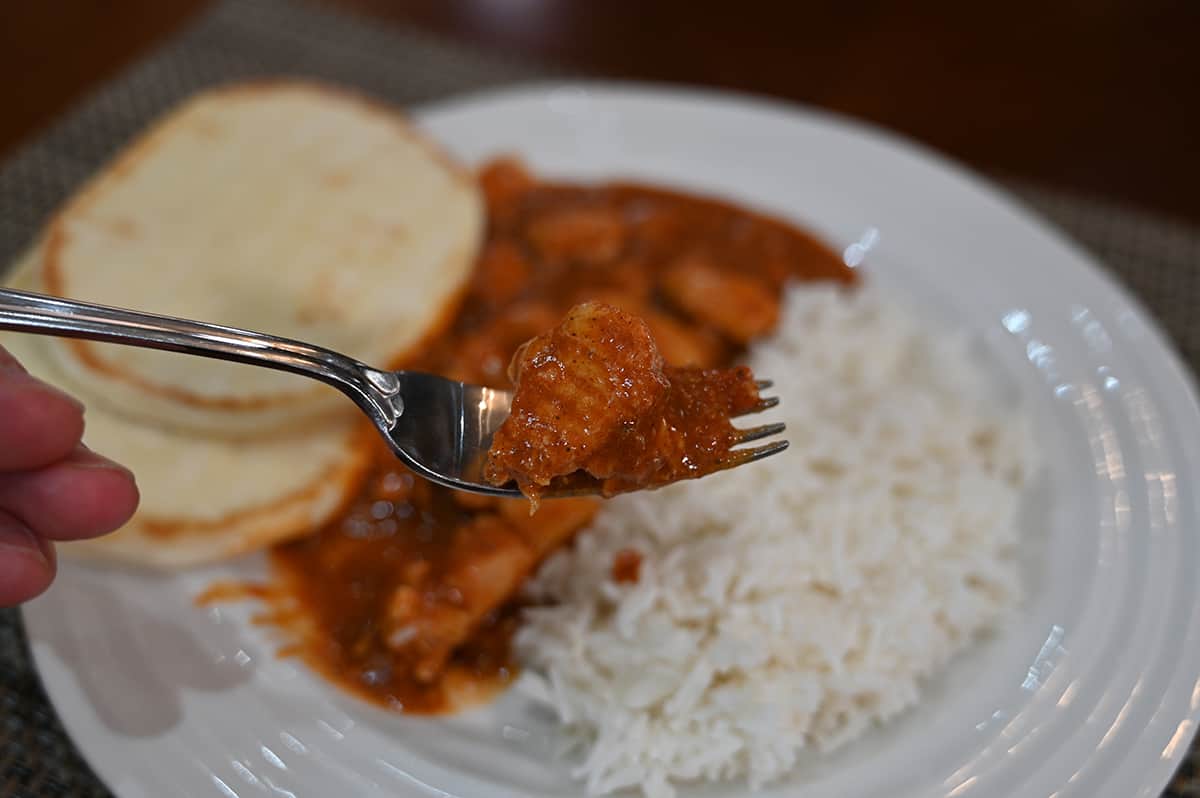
[732, 421, 786, 445]
[717, 439, 790, 471]
[733, 395, 779, 417]
[754, 379, 773, 390]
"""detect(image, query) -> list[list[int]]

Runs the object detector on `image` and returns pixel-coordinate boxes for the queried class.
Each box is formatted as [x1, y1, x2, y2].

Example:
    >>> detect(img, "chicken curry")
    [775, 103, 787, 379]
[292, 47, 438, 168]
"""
[252, 158, 856, 713]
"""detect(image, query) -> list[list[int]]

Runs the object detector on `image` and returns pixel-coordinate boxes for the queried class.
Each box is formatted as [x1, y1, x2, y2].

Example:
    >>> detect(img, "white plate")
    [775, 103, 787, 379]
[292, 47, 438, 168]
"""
[23, 83, 1200, 798]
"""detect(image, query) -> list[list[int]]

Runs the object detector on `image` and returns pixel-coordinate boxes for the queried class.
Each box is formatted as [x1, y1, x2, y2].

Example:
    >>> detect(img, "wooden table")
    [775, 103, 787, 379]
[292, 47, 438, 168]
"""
[3, 0, 1197, 224]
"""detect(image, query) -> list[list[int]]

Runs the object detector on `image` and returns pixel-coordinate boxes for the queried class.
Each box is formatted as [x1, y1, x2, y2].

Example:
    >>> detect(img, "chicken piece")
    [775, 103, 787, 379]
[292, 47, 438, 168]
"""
[526, 206, 627, 265]
[499, 495, 601, 556]
[594, 257, 656, 303]
[443, 332, 510, 385]
[452, 489, 501, 511]
[471, 240, 532, 309]
[641, 310, 726, 368]
[479, 157, 536, 213]
[383, 497, 598, 681]
[661, 253, 780, 343]
[383, 514, 533, 682]
[484, 302, 670, 506]
[485, 302, 770, 506]
[446, 301, 561, 385]
[582, 364, 763, 496]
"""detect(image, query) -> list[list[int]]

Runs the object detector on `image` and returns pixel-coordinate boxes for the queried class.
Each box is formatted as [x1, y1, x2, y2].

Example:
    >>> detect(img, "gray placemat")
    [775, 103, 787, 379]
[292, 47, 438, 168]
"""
[1, 1, 1198, 796]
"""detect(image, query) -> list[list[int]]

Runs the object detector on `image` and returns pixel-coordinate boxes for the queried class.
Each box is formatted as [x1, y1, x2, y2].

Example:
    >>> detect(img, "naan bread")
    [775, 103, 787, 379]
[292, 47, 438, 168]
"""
[32, 81, 480, 437]
[1, 260, 372, 569]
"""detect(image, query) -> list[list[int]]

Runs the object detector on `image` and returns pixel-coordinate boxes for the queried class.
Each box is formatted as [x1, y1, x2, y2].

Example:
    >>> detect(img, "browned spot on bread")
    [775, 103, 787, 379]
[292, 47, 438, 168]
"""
[295, 303, 348, 325]
[105, 217, 138, 240]
[193, 117, 224, 140]
[295, 272, 349, 325]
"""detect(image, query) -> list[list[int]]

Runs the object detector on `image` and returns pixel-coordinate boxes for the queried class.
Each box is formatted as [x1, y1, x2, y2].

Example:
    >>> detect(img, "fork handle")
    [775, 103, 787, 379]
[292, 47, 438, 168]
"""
[0, 288, 402, 426]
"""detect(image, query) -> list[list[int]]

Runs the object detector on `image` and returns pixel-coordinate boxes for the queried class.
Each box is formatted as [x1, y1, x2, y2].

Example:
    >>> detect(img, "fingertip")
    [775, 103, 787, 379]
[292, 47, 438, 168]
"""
[73, 463, 140, 537]
[64, 447, 140, 537]
[0, 512, 56, 607]
[0, 448, 140, 542]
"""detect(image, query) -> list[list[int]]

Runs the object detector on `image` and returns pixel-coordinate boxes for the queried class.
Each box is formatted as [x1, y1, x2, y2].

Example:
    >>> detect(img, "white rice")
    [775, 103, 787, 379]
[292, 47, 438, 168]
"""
[515, 282, 1038, 798]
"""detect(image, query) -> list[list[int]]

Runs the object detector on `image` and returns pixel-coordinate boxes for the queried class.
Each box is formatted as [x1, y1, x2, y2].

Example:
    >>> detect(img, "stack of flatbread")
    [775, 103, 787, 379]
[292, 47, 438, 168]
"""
[1, 83, 482, 568]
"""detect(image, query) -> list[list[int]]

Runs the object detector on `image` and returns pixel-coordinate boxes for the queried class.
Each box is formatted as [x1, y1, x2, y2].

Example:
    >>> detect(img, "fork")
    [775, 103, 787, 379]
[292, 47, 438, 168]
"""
[0, 287, 787, 498]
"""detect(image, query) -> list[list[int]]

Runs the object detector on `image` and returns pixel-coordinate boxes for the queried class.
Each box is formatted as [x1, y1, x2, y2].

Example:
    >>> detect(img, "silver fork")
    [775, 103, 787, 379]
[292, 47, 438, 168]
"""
[0, 288, 787, 498]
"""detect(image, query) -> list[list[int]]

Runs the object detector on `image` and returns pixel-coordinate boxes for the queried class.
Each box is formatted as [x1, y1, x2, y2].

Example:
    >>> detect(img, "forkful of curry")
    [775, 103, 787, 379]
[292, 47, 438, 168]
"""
[483, 300, 784, 511]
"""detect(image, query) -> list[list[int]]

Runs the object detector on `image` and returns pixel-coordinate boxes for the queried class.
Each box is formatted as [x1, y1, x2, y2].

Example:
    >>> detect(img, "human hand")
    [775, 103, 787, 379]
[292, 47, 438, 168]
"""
[0, 345, 139, 606]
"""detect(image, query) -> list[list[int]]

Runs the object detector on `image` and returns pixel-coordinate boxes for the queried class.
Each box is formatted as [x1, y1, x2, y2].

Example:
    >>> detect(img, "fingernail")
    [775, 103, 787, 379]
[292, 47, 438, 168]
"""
[17, 372, 87, 414]
[0, 517, 48, 565]
[0, 345, 28, 375]
[70, 447, 137, 482]
[43, 381, 86, 414]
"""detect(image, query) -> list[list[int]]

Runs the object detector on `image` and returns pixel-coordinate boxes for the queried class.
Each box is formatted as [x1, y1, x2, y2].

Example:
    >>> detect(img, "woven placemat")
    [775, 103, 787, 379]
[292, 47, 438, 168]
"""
[1, 1, 1198, 796]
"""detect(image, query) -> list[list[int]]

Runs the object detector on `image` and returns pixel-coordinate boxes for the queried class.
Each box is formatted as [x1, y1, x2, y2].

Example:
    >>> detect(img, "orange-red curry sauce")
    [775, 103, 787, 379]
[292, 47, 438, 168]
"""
[260, 158, 855, 714]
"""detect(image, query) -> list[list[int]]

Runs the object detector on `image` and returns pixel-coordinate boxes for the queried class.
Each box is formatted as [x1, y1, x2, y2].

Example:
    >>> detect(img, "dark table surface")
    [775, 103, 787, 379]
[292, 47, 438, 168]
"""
[2, 0, 1199, 224]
